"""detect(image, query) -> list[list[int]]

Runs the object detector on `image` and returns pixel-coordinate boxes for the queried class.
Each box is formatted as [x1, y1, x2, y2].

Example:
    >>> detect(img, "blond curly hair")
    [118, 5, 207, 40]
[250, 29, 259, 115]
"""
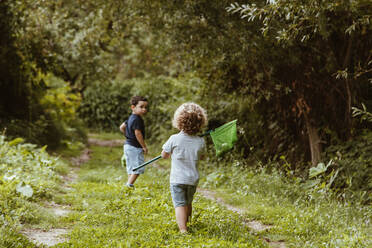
[172, 103, 208, 135]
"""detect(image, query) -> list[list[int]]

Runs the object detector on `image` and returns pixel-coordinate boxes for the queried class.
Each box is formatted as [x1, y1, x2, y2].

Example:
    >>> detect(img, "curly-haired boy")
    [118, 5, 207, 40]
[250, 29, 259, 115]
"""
[161, 102, 208, 233]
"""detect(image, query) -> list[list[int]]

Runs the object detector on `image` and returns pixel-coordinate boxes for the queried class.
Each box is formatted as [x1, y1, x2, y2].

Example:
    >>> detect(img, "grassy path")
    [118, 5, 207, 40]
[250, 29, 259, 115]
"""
[13, 133, 371, 247]
[47, 144, 267, 247]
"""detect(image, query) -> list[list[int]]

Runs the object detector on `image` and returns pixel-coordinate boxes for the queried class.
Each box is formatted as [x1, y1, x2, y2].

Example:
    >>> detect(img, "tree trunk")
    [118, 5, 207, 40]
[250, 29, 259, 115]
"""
[343, 35, 353, 139]
[344, 79, 352, 139]
[304, 113, 322, 166]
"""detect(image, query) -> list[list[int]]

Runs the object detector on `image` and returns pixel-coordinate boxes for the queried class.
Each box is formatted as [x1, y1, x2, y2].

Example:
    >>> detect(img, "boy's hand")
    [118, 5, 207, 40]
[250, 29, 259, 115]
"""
[142, 147, 148, 154]
[161, 151, 170, 159]
[134, 129, 147, 154]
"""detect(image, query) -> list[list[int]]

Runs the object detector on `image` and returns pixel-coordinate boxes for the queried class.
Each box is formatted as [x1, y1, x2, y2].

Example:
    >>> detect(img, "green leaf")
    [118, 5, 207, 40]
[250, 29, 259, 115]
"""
[40, 145, 48, 153]
[309, 162, 327, 178]
[8, 137, 25, 146]
[303, 179, 321, 189]
[16, 182, 34, 198]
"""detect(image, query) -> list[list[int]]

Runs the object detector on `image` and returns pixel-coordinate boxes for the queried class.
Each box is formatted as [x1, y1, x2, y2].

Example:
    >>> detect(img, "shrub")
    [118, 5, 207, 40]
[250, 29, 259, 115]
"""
[78, 75, 202, 144]
[1, 73, 85, 149]
[0, 135, 67, 246]
[322, 130, 372, 203]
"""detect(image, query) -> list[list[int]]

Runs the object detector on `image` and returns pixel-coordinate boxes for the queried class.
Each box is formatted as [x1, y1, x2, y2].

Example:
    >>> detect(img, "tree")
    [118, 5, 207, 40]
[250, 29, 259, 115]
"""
[121, 0, 372, 166]
[1, 0, 85, 147]
[10, 0, 184, 91]
[226, 0, 372, 165]
[0, 0, 32, 119]
[1, 0, 195, 145]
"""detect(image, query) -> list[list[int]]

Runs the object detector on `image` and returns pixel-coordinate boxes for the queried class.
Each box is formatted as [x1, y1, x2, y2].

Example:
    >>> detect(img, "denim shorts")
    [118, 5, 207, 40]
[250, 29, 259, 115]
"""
[123, 144, 145, 174]
[170, 184, 197, 207]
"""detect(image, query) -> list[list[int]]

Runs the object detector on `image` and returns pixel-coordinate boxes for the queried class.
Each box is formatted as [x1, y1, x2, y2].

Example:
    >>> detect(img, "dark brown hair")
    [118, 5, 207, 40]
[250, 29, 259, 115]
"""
[130, 96, 148, 106]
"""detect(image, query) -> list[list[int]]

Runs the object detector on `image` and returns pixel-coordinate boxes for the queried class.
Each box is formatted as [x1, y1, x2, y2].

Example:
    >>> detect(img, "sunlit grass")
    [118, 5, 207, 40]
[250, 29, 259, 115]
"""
[3, 133, 370, 248]
[56, 145, 266, 247]
[200, 164, 372, 247]
[0, 136, 70, 248]
[88, 131, 123, 140]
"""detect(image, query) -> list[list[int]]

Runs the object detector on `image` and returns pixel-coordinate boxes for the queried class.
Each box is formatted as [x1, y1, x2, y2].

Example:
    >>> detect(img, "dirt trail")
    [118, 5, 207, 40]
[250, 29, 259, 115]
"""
[197, 188, 272, 231]
[22, 136, 120, 247]
[152, 153, 286, 247]
[87, 137, 123, 147]
[86, 138, 284, 246]
[23, 137, 285, 247]
[197, 188, 286, 248]
[22, 147, 91, 247]
[22, 228, 69, 247]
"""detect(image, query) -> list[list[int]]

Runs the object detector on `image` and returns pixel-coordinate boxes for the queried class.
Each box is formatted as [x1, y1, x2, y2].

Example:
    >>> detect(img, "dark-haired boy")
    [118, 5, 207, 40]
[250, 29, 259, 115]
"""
[120, 96, 148, 188]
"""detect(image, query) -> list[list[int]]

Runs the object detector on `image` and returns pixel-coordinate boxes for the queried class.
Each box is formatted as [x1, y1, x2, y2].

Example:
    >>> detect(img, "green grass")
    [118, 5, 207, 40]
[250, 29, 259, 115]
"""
[0, 136, 67, 248]
[55, 145, 266, 247]
[199, 163, 372, 248]
[88, 132, 123, 140]
[2, 133, 370, 248]
[61, 135, 372, 247]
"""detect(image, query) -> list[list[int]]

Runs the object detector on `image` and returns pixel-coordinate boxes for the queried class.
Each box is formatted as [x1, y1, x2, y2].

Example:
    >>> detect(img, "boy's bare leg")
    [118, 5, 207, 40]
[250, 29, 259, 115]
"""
[127, 174, 139, 185]
[175, 206, 188, 233]
[186, 204, 192, 223]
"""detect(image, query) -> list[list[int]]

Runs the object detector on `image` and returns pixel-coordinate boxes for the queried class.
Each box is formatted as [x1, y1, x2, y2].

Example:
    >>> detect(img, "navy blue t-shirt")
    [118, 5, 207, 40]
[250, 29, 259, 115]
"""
[124, 114, 145, 148]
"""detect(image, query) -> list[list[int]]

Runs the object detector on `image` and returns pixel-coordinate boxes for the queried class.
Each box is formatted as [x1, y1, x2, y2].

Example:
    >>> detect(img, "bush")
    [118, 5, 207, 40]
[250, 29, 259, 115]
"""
[322, 130, 372, 203]
[0, 135, 67, 246]
[1, 73, 85, 149]
[78, 81, 134, 131]
[78, 75, 202, 145]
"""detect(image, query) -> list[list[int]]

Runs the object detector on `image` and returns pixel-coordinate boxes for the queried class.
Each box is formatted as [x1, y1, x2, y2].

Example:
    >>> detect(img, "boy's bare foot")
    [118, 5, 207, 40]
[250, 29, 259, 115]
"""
[180, 229, 188, 234]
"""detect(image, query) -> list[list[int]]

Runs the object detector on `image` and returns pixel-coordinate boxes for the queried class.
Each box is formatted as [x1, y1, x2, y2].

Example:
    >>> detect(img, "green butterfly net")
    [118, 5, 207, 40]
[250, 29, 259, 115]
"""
[210, 120, 238, 156]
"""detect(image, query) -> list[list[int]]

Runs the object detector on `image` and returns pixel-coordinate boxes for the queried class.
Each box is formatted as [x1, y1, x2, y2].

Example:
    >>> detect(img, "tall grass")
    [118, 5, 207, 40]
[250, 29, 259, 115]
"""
[200, 158, 372, 248]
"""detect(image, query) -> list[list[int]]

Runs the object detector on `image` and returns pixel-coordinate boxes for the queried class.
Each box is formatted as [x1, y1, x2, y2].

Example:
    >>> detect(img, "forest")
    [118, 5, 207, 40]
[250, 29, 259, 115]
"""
[1, 0, 371, 247]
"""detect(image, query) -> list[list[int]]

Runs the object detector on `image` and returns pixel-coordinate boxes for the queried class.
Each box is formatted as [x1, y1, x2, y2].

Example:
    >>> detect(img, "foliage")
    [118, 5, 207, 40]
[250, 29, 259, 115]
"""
[38, 73, 81, 125]
[0, 135, 68, 246]
[0, 0, 86, 149]
[199, 158, 372, 247]
[7, 0, 372, 166]
[321, 130, 372, 203]
[79, 75, 203, 144]
[8, 0, 182, 91]
[0, 0, 32, 120]
[302, 107, 372, 203]
[226, 0, 372, 165]
[78, 80, 134, 130]
[0, 135, 66, 203]
[352, 104, 372, 123]
[132, 0, 372, 166]
[2, 71, 85, 149]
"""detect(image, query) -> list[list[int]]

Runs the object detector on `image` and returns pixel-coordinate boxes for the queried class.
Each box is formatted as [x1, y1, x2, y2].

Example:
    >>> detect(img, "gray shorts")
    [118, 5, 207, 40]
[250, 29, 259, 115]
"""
[123, 144, 145, 174]
[170, 184, 197, 207]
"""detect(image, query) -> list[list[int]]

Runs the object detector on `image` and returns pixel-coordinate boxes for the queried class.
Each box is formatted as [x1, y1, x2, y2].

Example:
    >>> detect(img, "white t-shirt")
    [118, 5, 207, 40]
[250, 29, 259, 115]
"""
[162, 131, 205, 186]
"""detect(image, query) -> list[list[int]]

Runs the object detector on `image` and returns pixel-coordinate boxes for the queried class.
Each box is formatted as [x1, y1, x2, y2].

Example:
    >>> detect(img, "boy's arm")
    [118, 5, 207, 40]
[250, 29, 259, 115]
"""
[134, 129, 148, 154]
[119, 122, 126, 134]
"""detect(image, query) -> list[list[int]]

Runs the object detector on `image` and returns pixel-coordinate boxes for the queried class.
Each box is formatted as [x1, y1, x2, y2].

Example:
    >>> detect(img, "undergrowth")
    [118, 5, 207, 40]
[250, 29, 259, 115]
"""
[1, 131, 371, 248]
[200, 157, 372, 248]
[0, 135, 68, 248]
